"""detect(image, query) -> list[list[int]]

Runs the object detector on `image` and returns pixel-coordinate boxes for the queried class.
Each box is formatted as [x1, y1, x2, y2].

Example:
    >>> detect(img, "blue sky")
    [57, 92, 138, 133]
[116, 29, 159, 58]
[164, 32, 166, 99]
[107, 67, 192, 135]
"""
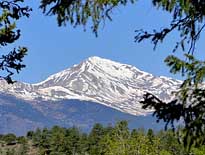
[7, 0, 203, 83]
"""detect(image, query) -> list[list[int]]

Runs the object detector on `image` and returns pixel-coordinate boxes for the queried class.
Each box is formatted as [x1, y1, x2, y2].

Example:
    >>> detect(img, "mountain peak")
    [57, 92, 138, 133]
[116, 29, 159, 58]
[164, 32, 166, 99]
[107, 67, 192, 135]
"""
[85, 56, 150, 81]
[0, 56, 181, 115]
[86, 56, 123, 67]
[87, 56, 103, 61]
[87, 56, 117, 63]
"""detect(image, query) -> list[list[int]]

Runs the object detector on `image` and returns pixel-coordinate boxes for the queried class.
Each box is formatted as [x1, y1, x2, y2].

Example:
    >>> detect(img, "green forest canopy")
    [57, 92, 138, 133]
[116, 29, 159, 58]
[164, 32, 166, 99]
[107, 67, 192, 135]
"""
[1, 121, 204, 155]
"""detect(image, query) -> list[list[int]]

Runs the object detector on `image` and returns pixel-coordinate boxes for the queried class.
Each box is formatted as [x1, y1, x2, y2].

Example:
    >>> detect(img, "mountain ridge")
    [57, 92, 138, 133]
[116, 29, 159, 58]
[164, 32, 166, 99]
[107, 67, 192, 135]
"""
[0, 56, 181, 115]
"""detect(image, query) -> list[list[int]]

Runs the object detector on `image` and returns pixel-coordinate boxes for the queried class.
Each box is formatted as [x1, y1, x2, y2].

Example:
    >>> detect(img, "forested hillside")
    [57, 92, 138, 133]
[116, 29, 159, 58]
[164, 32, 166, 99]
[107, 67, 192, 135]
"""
[0, 121, 205, 155]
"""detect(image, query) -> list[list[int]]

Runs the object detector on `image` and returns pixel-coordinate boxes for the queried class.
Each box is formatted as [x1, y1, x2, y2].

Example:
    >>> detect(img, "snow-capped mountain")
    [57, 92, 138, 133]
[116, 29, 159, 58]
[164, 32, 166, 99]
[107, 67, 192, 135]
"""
[0, 56, 181, 116]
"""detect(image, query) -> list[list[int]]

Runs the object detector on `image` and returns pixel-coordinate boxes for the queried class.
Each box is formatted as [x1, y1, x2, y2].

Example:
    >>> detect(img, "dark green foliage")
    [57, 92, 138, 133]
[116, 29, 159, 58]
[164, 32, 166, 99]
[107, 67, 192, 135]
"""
[32, 128, 42, 146]
[26, 131, 34, 140]
[88, 123, 105, 154]
[40, 0, 136, 36]
[158, 130, 185, 155]
[79, 133, 89, 153]
[135, 0, 205, 54]
[65, 127, 82, 154]
[141, 54, 205, 150]
[0, 0, 31, 83]
[147, 129, 154, 144]
[1, 122, 205, 154]
[134, 0, 205, 151]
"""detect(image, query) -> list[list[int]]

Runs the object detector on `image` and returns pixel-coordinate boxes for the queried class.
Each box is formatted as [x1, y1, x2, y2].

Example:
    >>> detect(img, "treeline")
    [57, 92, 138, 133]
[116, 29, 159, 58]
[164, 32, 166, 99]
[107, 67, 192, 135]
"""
[0, 121, 205, 155]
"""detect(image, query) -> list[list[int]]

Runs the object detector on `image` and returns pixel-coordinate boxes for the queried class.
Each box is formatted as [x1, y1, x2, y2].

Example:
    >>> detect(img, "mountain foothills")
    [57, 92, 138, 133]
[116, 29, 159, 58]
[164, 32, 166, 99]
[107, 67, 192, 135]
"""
[0, 57, 181, 135]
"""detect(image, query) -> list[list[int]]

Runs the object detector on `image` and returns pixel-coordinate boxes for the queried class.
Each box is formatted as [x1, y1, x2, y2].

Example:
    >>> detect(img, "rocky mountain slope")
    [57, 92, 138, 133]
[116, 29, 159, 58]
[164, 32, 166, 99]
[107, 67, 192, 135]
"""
[0, 56, 181, 116]
[0, 94, 165, 135]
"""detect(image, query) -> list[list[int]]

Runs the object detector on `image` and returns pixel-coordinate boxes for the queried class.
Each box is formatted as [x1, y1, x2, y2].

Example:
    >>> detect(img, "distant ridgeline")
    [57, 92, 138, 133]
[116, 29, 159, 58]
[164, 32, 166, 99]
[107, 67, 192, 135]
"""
[0, 93, 164, 136]
[0, 121, 203, 155]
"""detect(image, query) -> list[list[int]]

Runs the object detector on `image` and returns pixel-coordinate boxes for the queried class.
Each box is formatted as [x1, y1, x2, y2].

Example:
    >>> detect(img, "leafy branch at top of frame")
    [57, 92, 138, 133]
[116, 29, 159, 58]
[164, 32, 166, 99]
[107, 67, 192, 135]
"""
[40, 0, 136, 36]
[135, 0, 205, 54]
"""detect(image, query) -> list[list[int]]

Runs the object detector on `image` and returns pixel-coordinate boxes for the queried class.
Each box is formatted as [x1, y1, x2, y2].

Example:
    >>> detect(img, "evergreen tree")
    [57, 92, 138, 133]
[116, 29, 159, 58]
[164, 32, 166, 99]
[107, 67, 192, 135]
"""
[88, 123, 105, 155]
[147, 129, 154, 144]
[104, 121, 130, 155]
[79, 133, 89, 154]
[32, 128, 42, 146]
[38, 127, 51, 154]
[64, 127, 81, 155]
[157, 130, 185, 155]
[49, 126, 66, 154]
[129, 129, 140, 155]
[26, 131, 34, 140]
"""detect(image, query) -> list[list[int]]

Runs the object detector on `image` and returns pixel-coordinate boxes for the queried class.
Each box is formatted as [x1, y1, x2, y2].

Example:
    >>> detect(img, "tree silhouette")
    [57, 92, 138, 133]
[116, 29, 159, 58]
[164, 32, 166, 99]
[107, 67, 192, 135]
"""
[0, 0, 31, 83]
[135, 1, 205, 150]
[40, 0, 136, 36]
